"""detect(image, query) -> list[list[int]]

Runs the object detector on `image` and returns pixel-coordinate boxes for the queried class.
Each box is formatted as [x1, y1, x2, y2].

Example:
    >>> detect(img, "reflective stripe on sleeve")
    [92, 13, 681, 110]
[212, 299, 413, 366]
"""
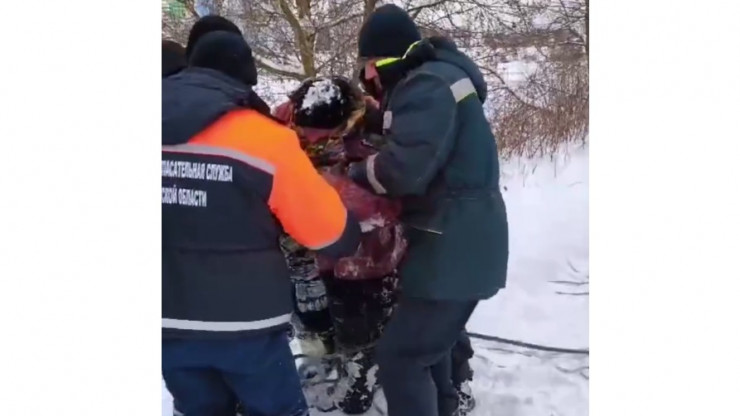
[162, 313, 291, 332]
[449, 77, 477, 103]
[366, 153, 388, 195]
[163, 144, 276, 174]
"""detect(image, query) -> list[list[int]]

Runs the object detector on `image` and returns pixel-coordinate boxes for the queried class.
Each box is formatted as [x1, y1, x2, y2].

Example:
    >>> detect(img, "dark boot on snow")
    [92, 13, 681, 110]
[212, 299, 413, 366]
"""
[337, 350, 378, 414]
[453, 380, 476, 416]
[451, 333, 476, 415]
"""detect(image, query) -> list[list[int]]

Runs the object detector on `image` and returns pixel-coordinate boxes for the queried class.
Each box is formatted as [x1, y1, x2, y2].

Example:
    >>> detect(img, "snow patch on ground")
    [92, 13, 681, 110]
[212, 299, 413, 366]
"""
[314, 143, 590, 416]
[162, 144, 589, 416]
[467, 340, 588, 416]
[468, 143, 589, 349]
[162, 380, 172, 416]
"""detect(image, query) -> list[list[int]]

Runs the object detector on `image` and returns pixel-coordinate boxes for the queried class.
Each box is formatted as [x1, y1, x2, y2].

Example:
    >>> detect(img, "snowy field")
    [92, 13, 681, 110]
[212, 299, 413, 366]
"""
[463, 143, 589, 416]
[162, 143, 589, 416]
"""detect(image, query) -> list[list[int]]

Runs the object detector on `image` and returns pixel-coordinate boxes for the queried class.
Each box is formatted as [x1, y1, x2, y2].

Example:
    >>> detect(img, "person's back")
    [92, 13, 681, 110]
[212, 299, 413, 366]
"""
[162, 29, 360, 416]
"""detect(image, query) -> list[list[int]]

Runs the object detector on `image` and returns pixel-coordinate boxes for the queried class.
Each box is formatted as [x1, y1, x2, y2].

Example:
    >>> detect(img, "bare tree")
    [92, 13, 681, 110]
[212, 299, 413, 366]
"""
[407, 0, 588, 157]
[163, 0, 379, 80]
[162, 0, 589, 158]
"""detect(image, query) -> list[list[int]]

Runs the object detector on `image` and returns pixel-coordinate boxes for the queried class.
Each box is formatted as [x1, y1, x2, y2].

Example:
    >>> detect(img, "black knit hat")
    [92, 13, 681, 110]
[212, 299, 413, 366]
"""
[185, 15, 242, 59]
[189, 31, 258, 86]
[162, 40, 186, 77]
[358, 4, 421, 58]
[290, 77, 361, 130]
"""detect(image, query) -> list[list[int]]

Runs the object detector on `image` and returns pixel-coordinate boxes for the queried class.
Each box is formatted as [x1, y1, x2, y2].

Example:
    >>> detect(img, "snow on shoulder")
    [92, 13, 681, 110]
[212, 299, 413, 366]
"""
[300, 78, 343, 113]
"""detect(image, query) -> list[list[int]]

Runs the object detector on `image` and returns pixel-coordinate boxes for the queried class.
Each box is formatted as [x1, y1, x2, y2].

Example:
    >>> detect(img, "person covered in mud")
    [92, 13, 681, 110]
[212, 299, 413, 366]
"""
[274, 75, 478, 415]
[273, 76, 406, 414]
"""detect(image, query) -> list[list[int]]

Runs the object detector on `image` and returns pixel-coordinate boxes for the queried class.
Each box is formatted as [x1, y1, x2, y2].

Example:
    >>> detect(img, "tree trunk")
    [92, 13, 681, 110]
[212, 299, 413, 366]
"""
[277, 0, 316, 77]
[585, 0, 589, 57]
[352, 0, 379, 83]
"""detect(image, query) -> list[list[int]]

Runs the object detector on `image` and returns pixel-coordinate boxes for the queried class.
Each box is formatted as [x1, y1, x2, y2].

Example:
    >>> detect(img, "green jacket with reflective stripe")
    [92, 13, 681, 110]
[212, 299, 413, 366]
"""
[364, 37, 509, 300]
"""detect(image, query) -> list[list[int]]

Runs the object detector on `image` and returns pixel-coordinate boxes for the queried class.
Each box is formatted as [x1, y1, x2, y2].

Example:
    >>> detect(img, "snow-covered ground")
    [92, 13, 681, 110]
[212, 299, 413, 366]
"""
[465, 143, 589, 416]
[162, 143, 589, 416]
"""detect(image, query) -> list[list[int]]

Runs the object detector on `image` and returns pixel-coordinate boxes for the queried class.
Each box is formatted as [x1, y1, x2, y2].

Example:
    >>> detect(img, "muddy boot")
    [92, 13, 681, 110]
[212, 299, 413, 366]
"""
[453, 381, 476, 416]
[337, 349, 378, 415]
[293, 327, 336, 385]
[451, 333, 476, 415]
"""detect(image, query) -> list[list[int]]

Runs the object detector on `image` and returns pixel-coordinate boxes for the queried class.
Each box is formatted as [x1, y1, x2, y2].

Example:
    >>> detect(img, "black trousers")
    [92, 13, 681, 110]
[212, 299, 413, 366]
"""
[293, 275, 397, 350]
[376, 297, 478, 416]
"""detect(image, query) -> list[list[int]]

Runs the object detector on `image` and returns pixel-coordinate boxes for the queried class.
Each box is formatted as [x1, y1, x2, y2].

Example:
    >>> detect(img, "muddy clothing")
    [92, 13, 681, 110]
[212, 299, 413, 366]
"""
[275, 93, 402, 414]
[282, 239, 397, 415]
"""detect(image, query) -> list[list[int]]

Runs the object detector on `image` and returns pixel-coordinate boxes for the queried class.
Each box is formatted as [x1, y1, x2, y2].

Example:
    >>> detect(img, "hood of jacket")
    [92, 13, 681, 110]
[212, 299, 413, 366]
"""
[162, 67, 265, 145]
[380, 37, 488, 104]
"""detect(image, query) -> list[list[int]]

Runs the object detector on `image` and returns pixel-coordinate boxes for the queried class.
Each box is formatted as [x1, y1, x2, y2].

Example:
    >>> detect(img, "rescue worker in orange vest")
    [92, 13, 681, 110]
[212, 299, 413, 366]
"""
[162, 30, 361, 416]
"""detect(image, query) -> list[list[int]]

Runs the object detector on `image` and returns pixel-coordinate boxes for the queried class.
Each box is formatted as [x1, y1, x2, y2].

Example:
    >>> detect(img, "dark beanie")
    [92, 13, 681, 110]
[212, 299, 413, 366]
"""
[358, 5, 421, 58]
[189, 31, 258, 86]
[162, 40, 186, 77]
[291, 77, 360, 130]
[185, 15, 242, 59]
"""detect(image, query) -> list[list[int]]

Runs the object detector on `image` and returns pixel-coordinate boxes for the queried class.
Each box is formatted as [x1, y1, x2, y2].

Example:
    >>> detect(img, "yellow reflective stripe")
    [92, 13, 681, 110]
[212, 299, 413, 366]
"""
[375, 57, 400, 67]
[403, 40, 422, 58]
[375, 40, 422, 67]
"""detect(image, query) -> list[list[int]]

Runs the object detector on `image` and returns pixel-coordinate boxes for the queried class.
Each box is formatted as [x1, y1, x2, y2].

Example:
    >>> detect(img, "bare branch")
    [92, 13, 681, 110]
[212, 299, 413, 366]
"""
[317, 12, 365, 30]
[316, 40, 357, 73]
[272, 0, 315, 76]
[163, 0, 589, 159]
[363, 0, 379, 23]
[483, 66, 548, 112]
[408, 0, 453, 19]
[567, 259, 580, 273]
[275, 0, 304, 36]
[253, 55, 304, 80]
[556, 365, 589, 374]
[556, 364, 590, 380]
[549, 280, 589, 286]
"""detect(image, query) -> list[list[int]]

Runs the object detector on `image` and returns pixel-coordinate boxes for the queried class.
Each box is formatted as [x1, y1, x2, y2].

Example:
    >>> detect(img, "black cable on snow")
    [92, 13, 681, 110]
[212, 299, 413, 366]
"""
[295, 333, 589, 362]
[465, 331, 589, 355]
